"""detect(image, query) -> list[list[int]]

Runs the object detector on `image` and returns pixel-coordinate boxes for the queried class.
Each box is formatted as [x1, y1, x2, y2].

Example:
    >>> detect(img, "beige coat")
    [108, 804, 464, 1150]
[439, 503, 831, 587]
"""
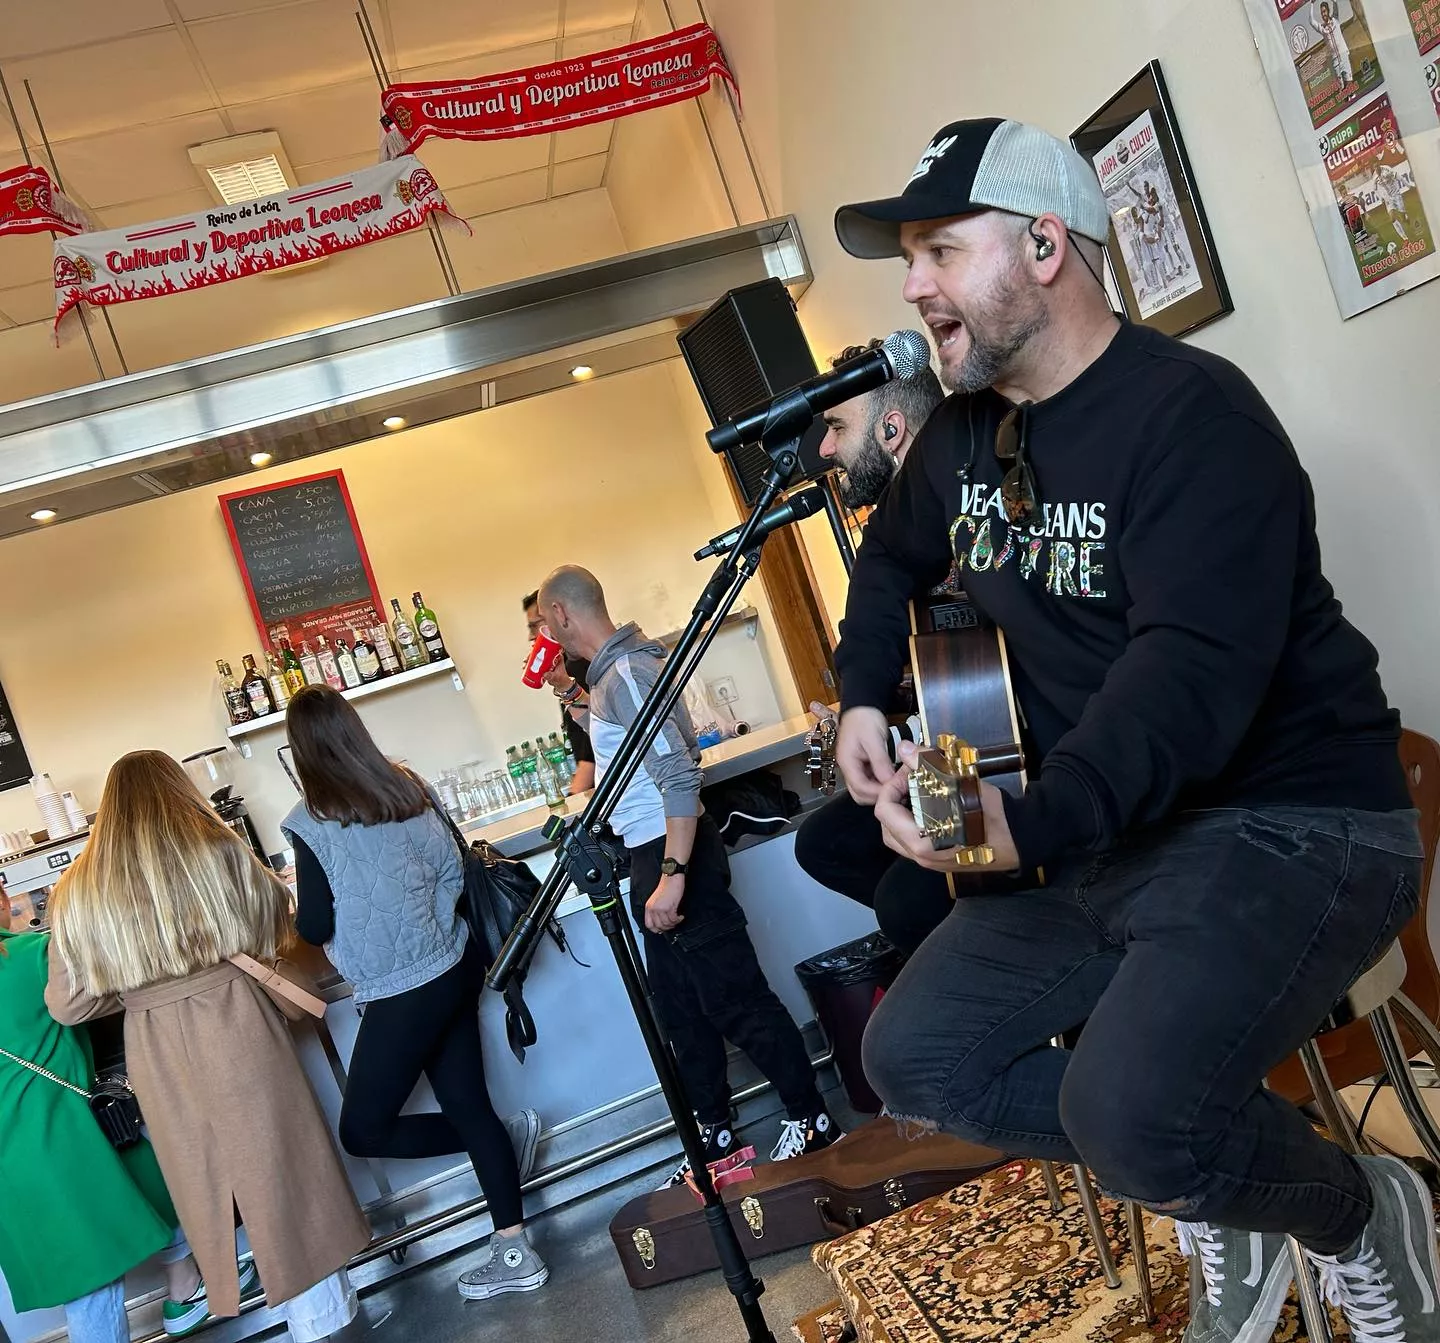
[46, 946, 371, 1316]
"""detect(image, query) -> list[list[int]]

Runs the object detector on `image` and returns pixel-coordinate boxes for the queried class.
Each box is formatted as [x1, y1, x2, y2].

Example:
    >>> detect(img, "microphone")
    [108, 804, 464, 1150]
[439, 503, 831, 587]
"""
[695, 486, 828, 560]
[706, 329, 931, 454]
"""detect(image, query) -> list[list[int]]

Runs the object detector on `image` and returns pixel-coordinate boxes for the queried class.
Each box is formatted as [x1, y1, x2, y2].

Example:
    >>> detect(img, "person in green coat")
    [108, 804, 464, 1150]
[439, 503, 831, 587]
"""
[0, 897, 210, 1342]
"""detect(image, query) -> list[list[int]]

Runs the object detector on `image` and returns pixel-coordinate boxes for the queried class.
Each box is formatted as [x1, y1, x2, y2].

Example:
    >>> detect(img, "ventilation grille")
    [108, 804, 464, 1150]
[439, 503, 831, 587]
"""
[207, 156, 291, 205]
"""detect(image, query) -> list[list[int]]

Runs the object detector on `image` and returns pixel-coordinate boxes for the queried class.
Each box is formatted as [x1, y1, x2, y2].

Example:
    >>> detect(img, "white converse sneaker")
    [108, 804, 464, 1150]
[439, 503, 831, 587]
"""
[770, 1109, 844, 1162]
[457, 1228, 549, 1301]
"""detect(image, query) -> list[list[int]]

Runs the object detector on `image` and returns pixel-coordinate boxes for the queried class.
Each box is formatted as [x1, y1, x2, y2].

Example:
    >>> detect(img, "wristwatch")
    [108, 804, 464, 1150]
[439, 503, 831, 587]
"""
[660, 858, 688, 877]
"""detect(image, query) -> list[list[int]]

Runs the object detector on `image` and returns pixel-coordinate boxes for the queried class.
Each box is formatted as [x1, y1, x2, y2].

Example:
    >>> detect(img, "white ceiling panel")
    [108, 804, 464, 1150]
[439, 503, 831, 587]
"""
[226, 80, 383, 166]
[0, 231, 56, 291]
[187, 0, 372, 104]
[0, 281, 60, 327]
[388, 0, 561, 71]
[0, 311, 14, 331]
[562, 0, 644, 32]
[4, 32, 218, 142]
[0, 0, 171, 60]
[551, 154, 607, 196]
[396, 42, 559, 86]
[554, 122, 614, 163]
[172, 0, 323, 20]
[291, 152, 382, 185]
[563, 25, 636, 58]
[99, 189, 218, 229]
[415, 136, 550, 192]
[442, 168, 549, 220]
[58, 114, 230, 209]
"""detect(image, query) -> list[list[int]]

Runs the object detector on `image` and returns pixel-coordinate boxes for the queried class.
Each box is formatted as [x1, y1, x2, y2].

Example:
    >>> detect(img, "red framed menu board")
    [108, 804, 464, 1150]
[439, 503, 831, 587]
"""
[219, 469, 385, 656]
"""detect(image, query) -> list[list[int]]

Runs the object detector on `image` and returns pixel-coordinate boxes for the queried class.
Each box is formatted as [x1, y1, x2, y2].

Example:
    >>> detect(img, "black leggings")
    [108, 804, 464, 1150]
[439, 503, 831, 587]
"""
[339, 941, 523, 1229]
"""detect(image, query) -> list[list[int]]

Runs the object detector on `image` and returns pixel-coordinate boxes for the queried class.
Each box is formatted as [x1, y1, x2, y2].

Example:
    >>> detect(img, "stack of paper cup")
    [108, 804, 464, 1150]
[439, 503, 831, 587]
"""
[62, 791, 87, 834]
[30, 774, 74, 839]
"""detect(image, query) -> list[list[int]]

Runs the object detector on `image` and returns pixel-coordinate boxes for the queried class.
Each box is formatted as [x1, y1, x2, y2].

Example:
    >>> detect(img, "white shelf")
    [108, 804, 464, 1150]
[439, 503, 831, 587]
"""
[226, 658, 463, 753]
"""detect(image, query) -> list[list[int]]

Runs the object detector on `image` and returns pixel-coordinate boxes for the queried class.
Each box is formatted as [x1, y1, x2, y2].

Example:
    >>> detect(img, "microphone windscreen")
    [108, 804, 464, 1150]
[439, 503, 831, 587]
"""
[882, 328, 933, 382]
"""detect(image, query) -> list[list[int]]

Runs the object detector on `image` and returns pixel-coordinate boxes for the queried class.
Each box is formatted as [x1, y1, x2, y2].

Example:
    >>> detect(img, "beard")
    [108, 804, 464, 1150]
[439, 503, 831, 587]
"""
[836, 436, 897, 509]
[933, 258, 1050, 394]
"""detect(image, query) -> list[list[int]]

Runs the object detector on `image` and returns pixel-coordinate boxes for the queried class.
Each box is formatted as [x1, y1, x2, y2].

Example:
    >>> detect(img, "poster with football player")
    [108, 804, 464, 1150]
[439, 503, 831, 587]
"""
[1323, 92, 1434, 285]
[1276, 0, 1383, 128]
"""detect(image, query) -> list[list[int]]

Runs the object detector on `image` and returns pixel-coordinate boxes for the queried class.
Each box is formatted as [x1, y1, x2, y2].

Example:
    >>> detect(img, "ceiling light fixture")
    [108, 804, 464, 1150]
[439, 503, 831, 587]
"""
[189, 131, 298, 206]
[250, 452, 273, 467]
[29, 509, 56, 523]
[382, 416, 406, 430]
[570, 365, 595, 380]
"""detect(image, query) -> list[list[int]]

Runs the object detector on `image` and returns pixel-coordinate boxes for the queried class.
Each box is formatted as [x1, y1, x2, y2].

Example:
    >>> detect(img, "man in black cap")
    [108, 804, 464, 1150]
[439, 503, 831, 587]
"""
[833, 118, 1433, 1343]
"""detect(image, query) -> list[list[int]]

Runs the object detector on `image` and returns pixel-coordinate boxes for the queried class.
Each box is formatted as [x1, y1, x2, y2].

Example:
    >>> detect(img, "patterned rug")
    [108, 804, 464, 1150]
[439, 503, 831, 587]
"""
[802, 1160, 1355, 1342]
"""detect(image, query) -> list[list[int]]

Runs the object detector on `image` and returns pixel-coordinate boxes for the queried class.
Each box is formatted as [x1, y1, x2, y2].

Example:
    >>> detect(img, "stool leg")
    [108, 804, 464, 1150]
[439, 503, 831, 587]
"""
[1041, 1160, 1065, 1212]
[1370, 1000, 1440, 1168]
[1298, 1039, 1366, 1154]
[1125, 1201, 1155, 1324]
[1287, 1236, 1333, 1342]
[1074, 1164, 1122, 1289]
[1390, 991, 1440, 1070]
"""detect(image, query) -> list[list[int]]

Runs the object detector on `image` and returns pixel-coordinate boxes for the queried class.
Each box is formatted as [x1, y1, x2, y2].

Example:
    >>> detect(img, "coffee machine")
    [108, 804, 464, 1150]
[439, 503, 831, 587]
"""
[183, 746, 266, 862]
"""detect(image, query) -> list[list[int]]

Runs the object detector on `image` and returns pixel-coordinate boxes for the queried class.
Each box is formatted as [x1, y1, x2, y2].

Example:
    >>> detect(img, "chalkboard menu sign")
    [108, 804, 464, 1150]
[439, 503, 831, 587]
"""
[0, 677, 32, 791]
[219, 470, 384, 655]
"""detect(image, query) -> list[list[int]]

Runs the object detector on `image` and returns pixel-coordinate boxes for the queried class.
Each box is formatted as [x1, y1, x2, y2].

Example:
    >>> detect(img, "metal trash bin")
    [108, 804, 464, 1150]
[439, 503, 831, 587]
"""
[795, 933, 905, 1114]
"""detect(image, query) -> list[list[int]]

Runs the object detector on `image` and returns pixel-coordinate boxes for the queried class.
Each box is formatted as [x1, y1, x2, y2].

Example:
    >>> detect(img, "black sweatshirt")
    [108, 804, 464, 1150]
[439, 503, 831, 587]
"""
[835, 320, 1407, 871]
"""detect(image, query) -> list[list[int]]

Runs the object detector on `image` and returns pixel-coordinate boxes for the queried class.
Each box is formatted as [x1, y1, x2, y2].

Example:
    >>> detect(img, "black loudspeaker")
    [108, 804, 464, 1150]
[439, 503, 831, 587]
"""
[677, 278, 830, 505]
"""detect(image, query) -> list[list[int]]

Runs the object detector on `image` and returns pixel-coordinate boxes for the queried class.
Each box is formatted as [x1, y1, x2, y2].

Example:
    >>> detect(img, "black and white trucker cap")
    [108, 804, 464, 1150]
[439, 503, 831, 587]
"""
[835, 118, 1110, 259]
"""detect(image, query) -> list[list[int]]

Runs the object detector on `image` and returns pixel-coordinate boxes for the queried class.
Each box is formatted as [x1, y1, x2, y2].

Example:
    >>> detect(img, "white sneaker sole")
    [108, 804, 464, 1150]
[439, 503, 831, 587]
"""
[457, 1266, 549, 1301]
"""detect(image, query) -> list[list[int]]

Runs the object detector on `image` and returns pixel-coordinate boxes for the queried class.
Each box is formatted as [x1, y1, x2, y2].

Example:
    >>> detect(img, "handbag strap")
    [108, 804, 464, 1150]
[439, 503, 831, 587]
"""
[229, 954, 327, 1018]
[0, 1043, 93, 1100]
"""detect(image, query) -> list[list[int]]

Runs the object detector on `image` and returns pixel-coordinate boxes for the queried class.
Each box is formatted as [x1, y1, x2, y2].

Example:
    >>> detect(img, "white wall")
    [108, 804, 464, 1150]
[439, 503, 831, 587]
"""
[0, 361, 791, 852]
[705, 0, 1440, 741]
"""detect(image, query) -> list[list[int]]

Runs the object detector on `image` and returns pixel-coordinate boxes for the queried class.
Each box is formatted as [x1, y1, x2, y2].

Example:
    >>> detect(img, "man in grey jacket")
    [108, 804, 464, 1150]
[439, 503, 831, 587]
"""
[536, 565, 840, 1184]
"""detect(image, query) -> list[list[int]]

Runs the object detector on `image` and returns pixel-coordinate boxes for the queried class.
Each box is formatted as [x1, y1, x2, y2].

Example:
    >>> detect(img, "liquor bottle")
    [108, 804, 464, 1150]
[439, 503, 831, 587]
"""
[334, 637, 362, 690]
[390, 597, 428, 670]
[315, 636, 344, 691]
[534, 743, 565, 808]
[265, 652, 291, 713]
[411, 591, 447, 662]
[299, 640, 323, 687]
[351, 628, 381, 683]
[504, 746, 528, 800]
[278, 637, 307, 696]
[218, 659, 251, 725]
[240, 654, 276, 719]
[369, 612, 401, 676]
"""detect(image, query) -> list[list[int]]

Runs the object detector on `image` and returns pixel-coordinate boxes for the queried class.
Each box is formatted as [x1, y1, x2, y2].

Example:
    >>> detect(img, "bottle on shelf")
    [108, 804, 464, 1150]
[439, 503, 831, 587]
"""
[390, 597, 428, 670]
[334, 637, 362, 690]
[218, 659, 251, 725]
[299, 640, 324, 687]
[544, 733, 572, 786]
[351, 628, 381, 683]
[505, 746, 529, 800]
[278, 637, 307, 697]
[315, 635, 344, 691]
[369, 611, 402, 676]
[411, 591, 447, 662]
[519, 740, 540, 799]
[240, 654, 276, 719]
[534, 744, 565, 808]
[265, 651, 291, 714]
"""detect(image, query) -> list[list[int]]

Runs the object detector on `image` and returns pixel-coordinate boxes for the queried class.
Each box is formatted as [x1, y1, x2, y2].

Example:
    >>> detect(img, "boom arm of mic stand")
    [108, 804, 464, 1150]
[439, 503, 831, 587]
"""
[487, 442, 801, 993]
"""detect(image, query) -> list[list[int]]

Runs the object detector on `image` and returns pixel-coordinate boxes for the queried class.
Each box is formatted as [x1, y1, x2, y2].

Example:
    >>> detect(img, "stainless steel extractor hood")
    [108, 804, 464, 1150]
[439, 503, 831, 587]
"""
[0, 217, 811, 538]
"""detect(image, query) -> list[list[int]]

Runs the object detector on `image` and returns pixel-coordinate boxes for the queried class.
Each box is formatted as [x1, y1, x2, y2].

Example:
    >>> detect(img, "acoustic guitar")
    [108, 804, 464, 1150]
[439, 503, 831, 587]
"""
[806, 585, 1028, 883]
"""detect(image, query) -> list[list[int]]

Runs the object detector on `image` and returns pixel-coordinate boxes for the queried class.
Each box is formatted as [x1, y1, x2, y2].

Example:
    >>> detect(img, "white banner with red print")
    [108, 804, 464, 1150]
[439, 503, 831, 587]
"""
[0, 165, 88, 240]
[53, 156, 465, 334]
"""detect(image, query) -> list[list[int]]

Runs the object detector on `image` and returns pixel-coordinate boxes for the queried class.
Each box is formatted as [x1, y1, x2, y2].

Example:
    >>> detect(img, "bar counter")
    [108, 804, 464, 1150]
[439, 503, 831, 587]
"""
[1, 711, 878, 1343]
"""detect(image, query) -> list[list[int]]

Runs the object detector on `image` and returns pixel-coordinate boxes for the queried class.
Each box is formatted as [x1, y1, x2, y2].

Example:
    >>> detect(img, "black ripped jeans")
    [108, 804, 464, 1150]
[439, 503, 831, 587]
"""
[861, 806, 1423, 1254]
[629, 815, 823, 1127]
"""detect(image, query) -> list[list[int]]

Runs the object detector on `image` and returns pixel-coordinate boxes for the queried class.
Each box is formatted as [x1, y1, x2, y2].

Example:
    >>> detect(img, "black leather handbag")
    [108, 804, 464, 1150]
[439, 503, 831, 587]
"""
[0, 1045, 144, 1149]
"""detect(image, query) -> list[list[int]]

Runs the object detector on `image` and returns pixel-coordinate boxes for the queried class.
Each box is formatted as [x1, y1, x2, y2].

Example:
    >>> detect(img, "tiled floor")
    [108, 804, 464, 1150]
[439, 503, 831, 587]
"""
[342, 1155, 843, 1343]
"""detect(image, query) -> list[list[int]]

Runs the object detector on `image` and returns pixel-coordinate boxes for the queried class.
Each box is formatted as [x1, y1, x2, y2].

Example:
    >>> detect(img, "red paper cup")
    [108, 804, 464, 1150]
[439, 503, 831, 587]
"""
[522, 631, 564, 688]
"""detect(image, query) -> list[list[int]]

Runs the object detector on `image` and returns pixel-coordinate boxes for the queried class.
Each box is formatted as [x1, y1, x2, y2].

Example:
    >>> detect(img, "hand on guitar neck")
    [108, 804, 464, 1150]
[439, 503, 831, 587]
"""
[873, 739, 1021, 875]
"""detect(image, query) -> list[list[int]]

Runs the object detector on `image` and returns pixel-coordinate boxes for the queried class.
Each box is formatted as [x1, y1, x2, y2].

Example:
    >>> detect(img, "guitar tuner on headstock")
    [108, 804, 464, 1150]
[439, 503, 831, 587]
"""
[805, 717, 839, 795]
[907, 733, 1023, 867]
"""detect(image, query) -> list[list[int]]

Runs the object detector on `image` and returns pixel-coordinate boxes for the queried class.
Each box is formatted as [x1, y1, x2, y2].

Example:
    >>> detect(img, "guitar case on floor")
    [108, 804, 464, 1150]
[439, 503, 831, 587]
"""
[608, 1116, 1004, 1289]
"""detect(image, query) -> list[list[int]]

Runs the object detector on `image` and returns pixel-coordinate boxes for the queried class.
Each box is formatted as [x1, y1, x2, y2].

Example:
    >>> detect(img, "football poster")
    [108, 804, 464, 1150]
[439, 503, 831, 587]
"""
[1276, 0, 1384, 128]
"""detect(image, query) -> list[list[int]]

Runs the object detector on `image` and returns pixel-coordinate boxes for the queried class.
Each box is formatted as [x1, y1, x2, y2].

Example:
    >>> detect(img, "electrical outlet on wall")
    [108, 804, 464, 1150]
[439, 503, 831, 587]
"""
[707, 676, 738, 706]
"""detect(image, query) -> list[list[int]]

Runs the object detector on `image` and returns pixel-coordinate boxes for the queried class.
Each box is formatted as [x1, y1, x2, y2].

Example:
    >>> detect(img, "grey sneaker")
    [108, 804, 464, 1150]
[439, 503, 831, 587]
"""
[504, 1108, 541, 1183]
[457, 1228, 549, 1301]
[1307, 1154, 1440, 1342]
[1175, 1221, 1292, 1342]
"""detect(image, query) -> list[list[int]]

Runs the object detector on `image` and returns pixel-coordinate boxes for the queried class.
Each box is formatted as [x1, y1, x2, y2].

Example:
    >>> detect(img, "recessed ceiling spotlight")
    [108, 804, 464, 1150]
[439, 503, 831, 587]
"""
[570, 365, 594, 380]
[382, 416, 407, 430]
[249, 452, 273, 467]
[29, 508, 56, 523]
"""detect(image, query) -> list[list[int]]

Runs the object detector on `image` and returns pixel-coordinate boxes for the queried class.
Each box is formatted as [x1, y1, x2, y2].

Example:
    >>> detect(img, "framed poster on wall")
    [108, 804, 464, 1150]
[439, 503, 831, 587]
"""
[1241, 0, 1440, 318]
[1071, 61, 1233, 338]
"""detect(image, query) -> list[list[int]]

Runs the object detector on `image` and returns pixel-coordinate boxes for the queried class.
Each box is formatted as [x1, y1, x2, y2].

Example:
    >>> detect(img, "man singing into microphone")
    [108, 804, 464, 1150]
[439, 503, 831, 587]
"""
[535, 566, 841, 1185]
[831, 118, 1433, 1342]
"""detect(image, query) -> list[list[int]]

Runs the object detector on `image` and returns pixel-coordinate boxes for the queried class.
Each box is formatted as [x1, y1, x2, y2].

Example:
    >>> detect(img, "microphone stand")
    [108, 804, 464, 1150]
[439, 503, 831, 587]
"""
[489, 433, 808, 1343]
[818, 472, 857, 577]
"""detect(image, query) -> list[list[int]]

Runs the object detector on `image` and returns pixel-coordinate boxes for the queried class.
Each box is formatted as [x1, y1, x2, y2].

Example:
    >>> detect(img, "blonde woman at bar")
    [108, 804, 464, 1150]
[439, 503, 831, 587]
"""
[45, 750, 371, 1343]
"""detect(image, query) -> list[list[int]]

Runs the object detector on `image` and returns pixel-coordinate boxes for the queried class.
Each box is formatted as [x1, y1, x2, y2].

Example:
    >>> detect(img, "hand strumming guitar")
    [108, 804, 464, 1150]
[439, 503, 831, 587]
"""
[836, 706, 898, 805]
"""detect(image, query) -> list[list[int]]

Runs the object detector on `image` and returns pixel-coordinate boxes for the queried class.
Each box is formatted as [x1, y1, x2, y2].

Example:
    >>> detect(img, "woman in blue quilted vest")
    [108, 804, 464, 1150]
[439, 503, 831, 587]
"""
[281, 685, 548, 1305]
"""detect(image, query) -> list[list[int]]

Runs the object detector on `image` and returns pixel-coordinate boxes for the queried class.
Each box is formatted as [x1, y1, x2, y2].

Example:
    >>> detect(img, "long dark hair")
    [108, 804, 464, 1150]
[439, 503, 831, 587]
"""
[285, 686, 428, 826]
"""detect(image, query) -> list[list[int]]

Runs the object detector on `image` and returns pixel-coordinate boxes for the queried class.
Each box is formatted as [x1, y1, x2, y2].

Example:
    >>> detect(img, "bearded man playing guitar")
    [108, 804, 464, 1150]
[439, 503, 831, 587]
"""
[833, 117, 1434, 1343]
